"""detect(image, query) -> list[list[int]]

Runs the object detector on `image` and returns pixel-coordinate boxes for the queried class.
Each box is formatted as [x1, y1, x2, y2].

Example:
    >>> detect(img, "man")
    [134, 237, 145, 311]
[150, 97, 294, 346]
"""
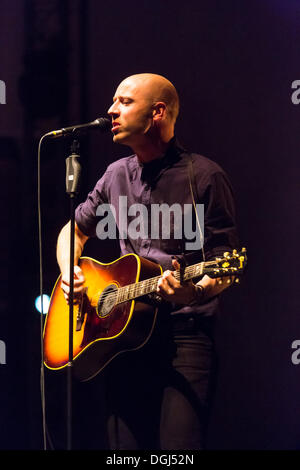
[57, 73, 239, 449]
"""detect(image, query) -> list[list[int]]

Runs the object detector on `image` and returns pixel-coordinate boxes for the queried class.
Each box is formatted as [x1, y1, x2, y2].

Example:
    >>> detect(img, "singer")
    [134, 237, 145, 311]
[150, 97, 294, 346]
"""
[56, 73, 239, 449]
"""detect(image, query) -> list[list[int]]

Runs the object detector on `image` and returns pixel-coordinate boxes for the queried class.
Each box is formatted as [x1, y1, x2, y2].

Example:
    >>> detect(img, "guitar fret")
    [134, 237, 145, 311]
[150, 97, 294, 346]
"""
[121, 263, 205, 303]
[130, 284, 136, 298]
[116, 257, 235, 305]
[132, 283, 138, 298]
[118, 288, 123, 303]
[138, 283, 145, 296]
[125, 285, 130, 300]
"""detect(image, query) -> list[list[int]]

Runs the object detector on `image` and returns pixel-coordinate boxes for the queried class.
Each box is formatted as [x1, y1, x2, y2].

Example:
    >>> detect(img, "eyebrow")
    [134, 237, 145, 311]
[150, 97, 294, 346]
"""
[113, 95, 133, 102]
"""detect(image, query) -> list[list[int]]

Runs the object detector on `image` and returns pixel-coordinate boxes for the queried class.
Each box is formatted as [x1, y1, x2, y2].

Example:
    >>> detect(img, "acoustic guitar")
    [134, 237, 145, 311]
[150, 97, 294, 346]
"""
[43, 248, 247, 381]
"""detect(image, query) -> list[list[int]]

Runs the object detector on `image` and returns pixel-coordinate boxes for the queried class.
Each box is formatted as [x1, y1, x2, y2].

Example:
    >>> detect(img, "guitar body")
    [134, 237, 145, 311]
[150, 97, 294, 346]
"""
[43, 254, 162, 381]
[43, 248, 247, 381]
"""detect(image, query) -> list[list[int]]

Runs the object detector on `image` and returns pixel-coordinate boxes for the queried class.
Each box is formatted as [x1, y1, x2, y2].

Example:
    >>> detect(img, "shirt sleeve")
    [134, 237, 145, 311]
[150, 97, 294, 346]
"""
[75, 171, 109, 238]
[202, 170, 239, 261]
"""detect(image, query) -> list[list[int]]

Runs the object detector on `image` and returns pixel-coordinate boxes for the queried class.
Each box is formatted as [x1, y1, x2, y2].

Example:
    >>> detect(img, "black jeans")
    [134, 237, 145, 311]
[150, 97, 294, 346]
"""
[104, 312, 216, 450]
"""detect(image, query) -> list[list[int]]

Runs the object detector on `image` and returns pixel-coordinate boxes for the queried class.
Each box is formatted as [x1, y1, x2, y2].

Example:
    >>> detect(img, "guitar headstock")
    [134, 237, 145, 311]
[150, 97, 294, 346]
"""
[206, 248, 247, 283]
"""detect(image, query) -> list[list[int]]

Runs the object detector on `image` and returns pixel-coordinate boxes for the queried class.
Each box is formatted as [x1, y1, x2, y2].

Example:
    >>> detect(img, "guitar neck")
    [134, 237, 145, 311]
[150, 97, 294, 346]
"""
[116, 259, 216, 304]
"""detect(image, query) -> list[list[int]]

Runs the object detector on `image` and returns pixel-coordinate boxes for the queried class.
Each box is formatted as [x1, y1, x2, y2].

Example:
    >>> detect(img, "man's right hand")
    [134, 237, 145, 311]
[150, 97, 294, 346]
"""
[61, 265, 86, 304]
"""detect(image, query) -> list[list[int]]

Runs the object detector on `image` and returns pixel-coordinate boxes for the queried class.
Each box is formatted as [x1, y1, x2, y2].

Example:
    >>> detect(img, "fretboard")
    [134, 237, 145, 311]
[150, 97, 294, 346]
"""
[116, 260, 216, 304]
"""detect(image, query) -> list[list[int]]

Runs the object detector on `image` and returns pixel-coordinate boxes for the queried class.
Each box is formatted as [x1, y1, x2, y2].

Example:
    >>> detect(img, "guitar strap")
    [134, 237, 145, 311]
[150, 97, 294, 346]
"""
[187, 155, 206, 262]
[172, 155, 206, 285]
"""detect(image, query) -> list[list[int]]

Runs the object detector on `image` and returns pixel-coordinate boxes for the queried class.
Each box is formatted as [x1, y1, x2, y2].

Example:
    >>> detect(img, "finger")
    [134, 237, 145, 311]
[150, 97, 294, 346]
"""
[62, 266, 85, 283]
[73, 278, 85, 288]
[61, 274, 70, 286]
[157, 277, 175, 296]
[61, 282, 85, 295]
[63, 289, 82, 304]
[61, 275, 85, 289]
[162, 270, 180, 289]
[162, 270, 176, 281]
[166, 273, 179, 289]
[172, 259, 181, 270]
[74, 265, 85, 280]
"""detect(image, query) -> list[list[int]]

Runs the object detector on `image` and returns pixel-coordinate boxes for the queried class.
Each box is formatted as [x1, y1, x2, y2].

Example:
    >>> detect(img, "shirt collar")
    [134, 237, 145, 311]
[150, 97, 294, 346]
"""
[134, 136, 185, 170]
[136, 137, 185, 184]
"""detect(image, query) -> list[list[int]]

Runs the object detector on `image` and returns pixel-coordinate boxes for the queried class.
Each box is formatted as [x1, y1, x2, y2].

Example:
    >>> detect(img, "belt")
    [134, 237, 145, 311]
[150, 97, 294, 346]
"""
[170, 313, 214, 333]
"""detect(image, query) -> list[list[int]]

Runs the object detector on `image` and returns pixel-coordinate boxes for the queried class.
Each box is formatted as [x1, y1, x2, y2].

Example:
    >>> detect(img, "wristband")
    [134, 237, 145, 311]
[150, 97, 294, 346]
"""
[188, 284, 205, 305]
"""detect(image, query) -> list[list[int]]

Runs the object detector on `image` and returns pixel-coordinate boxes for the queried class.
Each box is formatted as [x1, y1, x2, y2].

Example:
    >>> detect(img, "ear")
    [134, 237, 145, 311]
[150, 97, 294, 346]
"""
[152, 102, 166, 121]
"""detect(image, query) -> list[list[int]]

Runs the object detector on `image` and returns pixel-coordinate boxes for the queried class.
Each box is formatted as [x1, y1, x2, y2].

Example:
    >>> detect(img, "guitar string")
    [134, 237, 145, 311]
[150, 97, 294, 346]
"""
[96, 263, 237, 302]
[88, 262, 213, 305]
[82, 260, 240, 309]
[101, 259, 236, 299]
[71, 251, 244, 324]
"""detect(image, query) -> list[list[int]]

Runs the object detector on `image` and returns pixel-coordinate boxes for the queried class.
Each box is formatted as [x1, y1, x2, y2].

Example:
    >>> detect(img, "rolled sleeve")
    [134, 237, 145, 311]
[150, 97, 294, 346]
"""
[75, 173, 109, 238]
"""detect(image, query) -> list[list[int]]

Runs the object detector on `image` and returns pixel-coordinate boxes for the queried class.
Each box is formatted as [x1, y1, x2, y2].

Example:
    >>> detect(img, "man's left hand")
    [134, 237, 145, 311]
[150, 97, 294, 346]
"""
[157, 259, 196, 305]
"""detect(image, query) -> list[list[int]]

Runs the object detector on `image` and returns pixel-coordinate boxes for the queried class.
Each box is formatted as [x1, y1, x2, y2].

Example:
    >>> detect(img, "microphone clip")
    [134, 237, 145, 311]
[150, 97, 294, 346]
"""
[66, 139, 81, 195]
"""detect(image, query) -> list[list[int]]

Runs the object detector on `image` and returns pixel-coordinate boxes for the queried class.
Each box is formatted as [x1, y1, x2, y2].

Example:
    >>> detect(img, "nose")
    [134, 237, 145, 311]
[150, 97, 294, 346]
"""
[107, 101, 119, 118]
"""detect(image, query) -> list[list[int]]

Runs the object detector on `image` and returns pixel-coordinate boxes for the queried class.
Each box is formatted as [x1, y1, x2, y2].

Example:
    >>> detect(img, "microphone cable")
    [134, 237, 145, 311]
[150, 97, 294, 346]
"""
[37, 119, 110, 450]
[37, 135, 48, 450]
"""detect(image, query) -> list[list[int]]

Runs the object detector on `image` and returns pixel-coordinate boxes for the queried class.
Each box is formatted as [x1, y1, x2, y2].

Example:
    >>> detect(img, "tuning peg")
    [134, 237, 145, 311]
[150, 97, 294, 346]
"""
[217, 279, 223, 285]
[235, 278, 240, 284]
[223, 252, 230, 258]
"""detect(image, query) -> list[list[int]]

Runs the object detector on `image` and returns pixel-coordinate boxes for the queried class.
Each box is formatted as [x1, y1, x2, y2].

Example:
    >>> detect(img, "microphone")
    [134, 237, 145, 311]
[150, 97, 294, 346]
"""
[44, 117, 111, 139]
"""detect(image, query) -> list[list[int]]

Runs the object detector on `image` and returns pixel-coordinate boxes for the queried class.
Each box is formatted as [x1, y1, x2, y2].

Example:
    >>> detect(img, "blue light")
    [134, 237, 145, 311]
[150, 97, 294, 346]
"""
[35, 295, 50, 314]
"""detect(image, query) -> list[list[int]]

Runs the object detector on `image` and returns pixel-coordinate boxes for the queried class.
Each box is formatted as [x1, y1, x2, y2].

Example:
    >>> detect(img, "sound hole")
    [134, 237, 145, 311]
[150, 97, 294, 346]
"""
[97, 284, 118, 318]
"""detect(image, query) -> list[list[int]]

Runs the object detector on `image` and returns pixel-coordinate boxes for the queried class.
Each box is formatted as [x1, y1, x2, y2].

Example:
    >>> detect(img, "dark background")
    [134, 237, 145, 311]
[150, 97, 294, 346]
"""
[0, 0, 299, 450]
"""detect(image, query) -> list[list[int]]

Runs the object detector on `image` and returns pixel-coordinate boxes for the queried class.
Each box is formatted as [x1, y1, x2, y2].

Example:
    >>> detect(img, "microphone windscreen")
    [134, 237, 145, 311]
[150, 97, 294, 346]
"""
[94, 117, 112, 131]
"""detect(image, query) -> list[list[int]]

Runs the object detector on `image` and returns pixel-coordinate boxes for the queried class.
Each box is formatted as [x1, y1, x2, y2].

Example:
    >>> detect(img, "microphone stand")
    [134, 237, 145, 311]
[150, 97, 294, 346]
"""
[65, 139, 82, 450]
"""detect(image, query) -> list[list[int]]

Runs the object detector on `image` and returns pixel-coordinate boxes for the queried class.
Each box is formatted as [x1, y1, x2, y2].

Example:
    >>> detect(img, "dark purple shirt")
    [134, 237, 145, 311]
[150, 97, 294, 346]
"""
[75, 138, 238, 316]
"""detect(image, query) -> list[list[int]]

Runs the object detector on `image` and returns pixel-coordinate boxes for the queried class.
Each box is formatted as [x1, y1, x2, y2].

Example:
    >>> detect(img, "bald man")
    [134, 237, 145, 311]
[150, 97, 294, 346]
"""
[57, 73, 239, 449]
